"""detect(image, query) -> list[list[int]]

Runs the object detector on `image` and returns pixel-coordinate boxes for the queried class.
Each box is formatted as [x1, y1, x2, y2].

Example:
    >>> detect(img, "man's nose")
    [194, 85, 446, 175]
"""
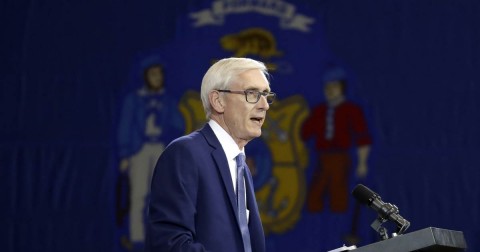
[257, 95, 270, 110]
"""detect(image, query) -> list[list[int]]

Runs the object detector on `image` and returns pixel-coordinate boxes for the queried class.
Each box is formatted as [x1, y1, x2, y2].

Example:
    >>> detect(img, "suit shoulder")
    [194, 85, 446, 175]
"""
[165, 130, 208, 152]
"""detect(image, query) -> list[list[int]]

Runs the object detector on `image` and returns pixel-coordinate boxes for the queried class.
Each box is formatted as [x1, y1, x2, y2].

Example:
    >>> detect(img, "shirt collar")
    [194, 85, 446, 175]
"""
[208, 120, 244, 161]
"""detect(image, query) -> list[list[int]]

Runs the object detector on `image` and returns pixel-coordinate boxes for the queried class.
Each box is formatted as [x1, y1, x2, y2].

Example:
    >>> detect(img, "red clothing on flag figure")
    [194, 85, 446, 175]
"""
[302, 67, 371, 213]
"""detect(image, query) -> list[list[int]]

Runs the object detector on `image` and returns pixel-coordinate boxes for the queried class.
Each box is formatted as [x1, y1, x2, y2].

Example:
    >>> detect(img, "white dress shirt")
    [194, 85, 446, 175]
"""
[208, 120, 250, 221]
[208, 120, 244, 192]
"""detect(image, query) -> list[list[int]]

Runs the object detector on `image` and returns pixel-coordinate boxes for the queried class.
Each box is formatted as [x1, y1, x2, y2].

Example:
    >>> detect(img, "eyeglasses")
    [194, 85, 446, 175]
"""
[216, 89, 276, 104]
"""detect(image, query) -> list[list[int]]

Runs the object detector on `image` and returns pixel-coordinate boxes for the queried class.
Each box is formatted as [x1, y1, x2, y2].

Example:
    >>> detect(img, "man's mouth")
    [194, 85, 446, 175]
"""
[250, 117, 264, 124]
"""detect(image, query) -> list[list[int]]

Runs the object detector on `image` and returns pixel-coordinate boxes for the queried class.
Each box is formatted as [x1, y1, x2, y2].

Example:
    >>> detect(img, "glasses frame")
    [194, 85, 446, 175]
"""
[216, 89, 276, 104]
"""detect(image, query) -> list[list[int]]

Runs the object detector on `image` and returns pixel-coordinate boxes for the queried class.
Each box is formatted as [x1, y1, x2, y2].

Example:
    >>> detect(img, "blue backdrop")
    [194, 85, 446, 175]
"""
[1, 0, 479, 251]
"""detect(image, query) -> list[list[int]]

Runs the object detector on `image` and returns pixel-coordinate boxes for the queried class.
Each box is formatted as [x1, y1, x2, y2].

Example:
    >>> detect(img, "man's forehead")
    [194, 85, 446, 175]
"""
[233, 81, 270, 91]
[234, 72, 270, 89]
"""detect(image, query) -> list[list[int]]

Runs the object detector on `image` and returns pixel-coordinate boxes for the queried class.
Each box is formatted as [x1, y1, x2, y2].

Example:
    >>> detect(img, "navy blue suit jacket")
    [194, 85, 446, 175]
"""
[146, 124, 265, 252]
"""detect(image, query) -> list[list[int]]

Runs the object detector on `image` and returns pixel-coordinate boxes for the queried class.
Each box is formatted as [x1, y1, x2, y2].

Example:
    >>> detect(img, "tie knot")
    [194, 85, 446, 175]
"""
[235, 153, 246, 168]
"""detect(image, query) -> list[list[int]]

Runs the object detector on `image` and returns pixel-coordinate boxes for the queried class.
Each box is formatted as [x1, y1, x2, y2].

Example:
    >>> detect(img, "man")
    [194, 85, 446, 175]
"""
[302, 67, 371, 213]
[117, 63, 184, 250]
[146, 57, 275, 252]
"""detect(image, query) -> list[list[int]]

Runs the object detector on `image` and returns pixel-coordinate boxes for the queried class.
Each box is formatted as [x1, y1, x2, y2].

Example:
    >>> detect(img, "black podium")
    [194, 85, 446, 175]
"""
[354, 227, 467, 252]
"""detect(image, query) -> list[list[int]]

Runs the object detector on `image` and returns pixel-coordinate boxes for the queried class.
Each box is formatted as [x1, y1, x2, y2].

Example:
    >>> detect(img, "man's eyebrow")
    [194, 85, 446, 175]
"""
[245, 86, 271, 92]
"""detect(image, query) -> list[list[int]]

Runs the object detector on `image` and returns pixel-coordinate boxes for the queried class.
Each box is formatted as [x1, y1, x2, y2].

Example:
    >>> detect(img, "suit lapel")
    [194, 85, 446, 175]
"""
[244, 162, 266, 251]
[200, 124, 239, 221]
[212, 148, 239, 218]
[244, 164, 258, 216]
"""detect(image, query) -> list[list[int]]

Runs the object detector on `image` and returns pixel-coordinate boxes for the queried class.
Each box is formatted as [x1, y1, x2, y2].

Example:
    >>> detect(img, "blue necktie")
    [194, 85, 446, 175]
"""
[235, 153, 252, 252]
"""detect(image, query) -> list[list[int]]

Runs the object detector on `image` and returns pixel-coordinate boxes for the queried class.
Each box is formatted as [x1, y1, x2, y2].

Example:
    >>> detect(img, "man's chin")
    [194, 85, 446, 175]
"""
[251, 129, 262, 138]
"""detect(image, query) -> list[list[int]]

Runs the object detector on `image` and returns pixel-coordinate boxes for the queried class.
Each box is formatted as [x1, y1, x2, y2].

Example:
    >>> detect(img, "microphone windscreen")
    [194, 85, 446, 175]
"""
[352, 184, 376, 205]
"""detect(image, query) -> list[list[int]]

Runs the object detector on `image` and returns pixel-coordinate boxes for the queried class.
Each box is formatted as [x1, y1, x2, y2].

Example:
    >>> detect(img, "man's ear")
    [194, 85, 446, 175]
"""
[209, 90, 225, 114]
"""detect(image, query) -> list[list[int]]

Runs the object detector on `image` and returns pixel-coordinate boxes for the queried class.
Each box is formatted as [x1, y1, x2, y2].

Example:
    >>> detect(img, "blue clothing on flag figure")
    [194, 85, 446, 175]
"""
[117, 63, 184, 251]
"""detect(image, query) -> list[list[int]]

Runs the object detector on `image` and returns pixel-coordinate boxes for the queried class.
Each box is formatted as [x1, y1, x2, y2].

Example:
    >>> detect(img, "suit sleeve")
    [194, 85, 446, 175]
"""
[146, 140, 208, 252]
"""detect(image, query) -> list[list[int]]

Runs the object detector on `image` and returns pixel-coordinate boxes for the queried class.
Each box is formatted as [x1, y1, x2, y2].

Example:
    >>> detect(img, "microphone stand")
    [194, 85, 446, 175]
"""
[371, 217, 389, 240]
[369, 202, 410, 240]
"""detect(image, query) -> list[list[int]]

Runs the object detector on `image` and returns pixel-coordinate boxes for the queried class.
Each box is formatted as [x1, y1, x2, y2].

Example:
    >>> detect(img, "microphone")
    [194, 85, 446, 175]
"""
[352, 184, 410, 235]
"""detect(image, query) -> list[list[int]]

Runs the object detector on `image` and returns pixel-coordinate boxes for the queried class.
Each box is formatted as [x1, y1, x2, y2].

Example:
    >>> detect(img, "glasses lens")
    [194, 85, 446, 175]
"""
[246, 90, 259, 103]
[266, 93, 275, 104]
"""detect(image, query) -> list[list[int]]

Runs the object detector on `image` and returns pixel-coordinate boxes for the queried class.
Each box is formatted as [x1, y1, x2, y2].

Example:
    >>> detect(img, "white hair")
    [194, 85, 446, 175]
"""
[201, 57, 269, 119]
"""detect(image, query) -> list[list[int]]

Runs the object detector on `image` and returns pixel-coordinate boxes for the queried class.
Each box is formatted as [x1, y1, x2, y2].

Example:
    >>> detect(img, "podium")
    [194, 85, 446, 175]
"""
[354, 227, 467, 252]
